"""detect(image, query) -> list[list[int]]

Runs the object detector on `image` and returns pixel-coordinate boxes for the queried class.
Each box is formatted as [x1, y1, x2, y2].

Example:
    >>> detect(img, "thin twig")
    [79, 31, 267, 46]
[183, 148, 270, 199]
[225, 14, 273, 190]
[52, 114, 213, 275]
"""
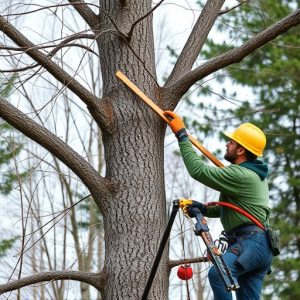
[15, 194, 91, 256]
[219, 0, 249, 16]
[127, 0, 166, 39]
[1, 2, 100, 17]
[168, 256, 209, 269]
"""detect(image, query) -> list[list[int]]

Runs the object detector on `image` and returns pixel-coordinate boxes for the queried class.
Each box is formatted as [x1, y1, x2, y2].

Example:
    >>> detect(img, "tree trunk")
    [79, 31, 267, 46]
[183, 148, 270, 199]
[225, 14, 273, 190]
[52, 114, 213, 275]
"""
[95, 1, 169, 298]
[101, 117, 168, 299]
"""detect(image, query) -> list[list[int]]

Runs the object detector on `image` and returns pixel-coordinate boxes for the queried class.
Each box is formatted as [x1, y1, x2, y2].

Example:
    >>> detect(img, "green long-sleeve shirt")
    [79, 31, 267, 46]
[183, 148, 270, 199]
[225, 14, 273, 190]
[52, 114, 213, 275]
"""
[179, 140, 270, 232]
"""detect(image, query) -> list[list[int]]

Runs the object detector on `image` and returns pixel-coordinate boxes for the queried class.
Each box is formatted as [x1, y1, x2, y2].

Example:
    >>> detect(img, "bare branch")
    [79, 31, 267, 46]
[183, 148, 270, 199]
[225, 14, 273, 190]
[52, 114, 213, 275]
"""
[0, 16, 100, 108]
[163, 8, 300, 105]
[219, 0, 248, 16]
[17, 194, 91, 257]
[168, 256, 209, 269]
[1, 17, 113, 130]
[0, 271, 105, 294]
[0, 96, 114, 208]
[2, 2, 99, 32]
[0, 42, 99, 73]
[68, 0, 99, 29]
[49, 33, 96, 55]
[0, 33, 96, 53]
[1, 2, 100, 18]
[166, 0, 225, 85]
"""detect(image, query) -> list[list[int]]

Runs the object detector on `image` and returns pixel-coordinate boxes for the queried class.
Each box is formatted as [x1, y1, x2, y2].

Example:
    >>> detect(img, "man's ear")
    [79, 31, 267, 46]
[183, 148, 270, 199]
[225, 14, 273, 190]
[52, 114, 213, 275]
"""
[237, 146, 246, 156]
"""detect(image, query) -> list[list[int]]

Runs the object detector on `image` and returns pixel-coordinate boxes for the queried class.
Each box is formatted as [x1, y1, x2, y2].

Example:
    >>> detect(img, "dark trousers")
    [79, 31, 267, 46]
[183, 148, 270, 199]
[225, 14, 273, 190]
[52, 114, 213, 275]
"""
[208, 225, 273, 300]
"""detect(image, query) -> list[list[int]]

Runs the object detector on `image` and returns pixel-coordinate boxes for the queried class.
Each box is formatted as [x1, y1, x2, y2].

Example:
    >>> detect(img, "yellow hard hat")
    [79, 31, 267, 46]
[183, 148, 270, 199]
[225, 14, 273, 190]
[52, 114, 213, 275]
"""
[223, 123, 266, 157]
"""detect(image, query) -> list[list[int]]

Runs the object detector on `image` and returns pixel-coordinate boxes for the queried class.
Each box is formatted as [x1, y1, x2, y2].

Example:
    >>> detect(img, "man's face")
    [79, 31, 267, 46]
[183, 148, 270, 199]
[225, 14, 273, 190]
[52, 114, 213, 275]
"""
[224, 140, 242, 163]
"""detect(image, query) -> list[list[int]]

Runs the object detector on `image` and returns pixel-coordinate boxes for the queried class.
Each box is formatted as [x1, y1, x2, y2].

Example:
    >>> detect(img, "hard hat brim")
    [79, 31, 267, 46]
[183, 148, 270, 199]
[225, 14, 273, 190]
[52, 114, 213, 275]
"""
[223, 132, 234, 140]
[222, 131, 263, 157]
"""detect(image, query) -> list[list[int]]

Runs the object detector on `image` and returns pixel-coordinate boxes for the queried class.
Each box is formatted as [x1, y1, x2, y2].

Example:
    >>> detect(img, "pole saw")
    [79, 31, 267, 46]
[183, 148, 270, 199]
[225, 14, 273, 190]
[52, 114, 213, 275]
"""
[141, 199, 239, 300]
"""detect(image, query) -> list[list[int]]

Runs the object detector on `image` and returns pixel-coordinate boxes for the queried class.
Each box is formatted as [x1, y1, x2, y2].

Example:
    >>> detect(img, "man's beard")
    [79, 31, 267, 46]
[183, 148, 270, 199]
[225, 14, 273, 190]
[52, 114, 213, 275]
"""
[224, 150, 238, 163]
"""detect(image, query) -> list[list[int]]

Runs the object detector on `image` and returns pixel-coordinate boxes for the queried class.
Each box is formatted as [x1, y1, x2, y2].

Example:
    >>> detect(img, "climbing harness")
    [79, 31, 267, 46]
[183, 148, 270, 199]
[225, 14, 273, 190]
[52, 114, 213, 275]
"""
[214, 231, 229, 254]
[141, 199, 239, 300]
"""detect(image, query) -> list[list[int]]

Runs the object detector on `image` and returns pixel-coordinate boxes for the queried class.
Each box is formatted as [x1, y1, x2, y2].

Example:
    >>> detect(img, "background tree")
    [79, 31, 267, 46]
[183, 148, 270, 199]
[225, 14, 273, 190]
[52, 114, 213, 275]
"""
[0, 58, 105, 299]
[0, 1, 300, 299]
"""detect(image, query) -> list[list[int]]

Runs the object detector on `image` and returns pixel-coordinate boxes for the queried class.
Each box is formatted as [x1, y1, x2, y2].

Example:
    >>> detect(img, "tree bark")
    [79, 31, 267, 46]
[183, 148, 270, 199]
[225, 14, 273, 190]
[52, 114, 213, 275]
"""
[96, 1, 169, 298]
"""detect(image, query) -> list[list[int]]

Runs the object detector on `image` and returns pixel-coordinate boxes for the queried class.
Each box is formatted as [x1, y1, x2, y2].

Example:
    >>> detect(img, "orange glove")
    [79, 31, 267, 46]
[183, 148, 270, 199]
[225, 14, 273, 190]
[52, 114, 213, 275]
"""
[164, 110, 186, 134]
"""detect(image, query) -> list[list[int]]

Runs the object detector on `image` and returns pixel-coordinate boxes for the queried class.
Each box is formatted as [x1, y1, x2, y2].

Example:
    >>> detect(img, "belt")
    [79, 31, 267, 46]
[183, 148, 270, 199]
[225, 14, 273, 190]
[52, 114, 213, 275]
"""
[226, 224, 265, 237]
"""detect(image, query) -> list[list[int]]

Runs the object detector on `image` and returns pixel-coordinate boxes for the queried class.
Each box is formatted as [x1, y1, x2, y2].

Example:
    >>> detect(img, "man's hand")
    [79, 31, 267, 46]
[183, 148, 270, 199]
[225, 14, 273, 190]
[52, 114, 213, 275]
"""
[191, 201, 208, 216]
[164, 110, 189, 141]
[164, 110, 185, 134]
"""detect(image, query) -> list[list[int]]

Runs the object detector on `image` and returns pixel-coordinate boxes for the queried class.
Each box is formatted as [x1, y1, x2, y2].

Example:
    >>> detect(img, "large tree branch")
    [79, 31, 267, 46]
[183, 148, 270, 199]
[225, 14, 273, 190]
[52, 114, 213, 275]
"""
[68, 0, 99, 29]
[166, 0, 225, 85]
[0, 271, 105, 294]
[0, 16, 101, 108]
[0, 16, 113, 130]
[0, 96, 114, 209]
[163, 8, 300, 106]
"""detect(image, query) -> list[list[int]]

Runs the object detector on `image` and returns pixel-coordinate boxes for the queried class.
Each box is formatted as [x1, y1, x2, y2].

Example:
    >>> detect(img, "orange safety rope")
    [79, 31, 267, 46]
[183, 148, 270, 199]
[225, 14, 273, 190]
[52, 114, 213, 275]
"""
[207, 202, 265, 230]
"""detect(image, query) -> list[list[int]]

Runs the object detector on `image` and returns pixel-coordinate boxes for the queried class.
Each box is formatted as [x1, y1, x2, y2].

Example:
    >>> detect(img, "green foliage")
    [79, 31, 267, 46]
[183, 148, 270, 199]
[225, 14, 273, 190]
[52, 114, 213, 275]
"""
[0, 76, 27, 195]
[76, 194, 103, 230]
[0, 75, 26, 258]
[0, 237, 18, 257]
[0, 171, 28, 195]
[198, 1, 300, 298]
[0, 74, 17, 97]
[0, 123, 28, 194]
[0, 136, 23, 165]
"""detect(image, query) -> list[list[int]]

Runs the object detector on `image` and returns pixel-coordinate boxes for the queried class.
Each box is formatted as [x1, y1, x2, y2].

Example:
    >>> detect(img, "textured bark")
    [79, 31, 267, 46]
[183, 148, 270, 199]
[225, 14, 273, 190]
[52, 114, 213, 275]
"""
[97, 2, 169, 298]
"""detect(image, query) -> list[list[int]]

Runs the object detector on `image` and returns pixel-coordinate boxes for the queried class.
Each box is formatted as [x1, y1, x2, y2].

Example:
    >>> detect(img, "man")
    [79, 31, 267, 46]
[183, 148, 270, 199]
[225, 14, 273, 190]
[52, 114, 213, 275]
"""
[164, 110, 273, 300]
